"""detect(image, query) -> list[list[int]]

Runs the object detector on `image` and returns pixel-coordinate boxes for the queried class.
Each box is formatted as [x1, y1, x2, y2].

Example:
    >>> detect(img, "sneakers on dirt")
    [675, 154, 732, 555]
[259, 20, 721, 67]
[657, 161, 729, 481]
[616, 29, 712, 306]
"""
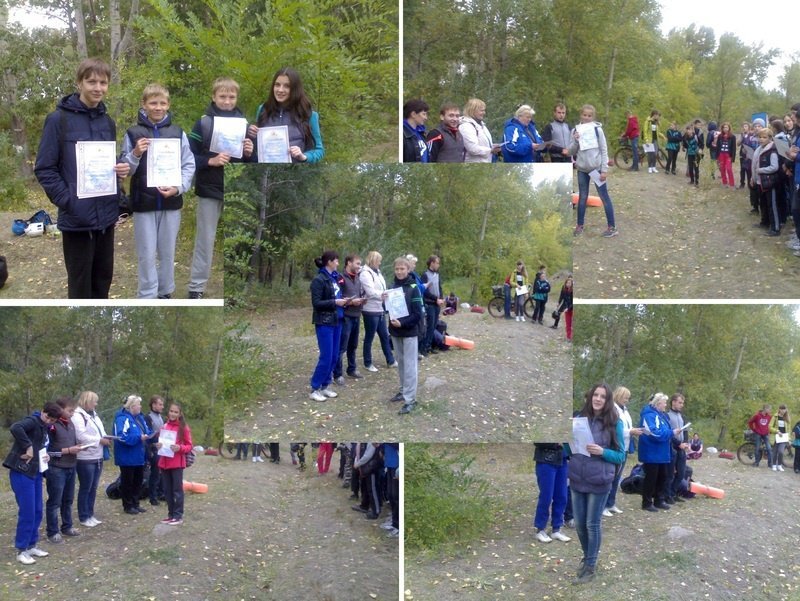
[601, 227, 619, 238]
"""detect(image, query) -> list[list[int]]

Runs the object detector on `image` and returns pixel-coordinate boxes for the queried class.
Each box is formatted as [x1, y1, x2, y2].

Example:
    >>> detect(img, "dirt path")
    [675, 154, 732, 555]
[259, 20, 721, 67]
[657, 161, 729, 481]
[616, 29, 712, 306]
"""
[225, 307, 572, 443]
[0, 207, 223, 299]
[572, 157, 800, 298]
[404, 444, 800, 601]
[0, 449, 397, 601]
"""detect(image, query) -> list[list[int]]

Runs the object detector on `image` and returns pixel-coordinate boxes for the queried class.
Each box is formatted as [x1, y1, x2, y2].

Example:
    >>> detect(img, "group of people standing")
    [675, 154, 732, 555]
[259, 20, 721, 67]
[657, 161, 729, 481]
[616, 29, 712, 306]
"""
[310, 250, 445, 415]
[35, 58, 323, 299]
[505, 262, 573, 341]
[747, 404, 800, 472]
[3, 393, 194, 565]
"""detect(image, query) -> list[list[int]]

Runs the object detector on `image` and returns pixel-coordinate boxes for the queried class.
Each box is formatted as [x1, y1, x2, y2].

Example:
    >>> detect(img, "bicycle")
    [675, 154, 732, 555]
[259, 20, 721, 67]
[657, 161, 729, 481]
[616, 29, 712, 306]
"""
[488, 284, 535, 319]
[218, 441, 270, 460]
[614, 137, 667, 170]
[736, 430, 793, 467]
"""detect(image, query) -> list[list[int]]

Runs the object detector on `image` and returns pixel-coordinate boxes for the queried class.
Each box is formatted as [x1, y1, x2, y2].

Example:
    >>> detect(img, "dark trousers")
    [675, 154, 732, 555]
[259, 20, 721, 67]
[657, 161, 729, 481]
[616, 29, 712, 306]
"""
[532, 299, 547, 322]
[45, 465, 76, 536]
[269, 443, 280, 462]
[665, 149, 678, 173]
[749, 184, 760, 212]
[422, 304, 440, 353]
[360, 472, 381, 516]
[641, 462, 669, 507]
[61, 227, 115, 298]
[387, 467, 399, 528]
[687, 155, 699, 184]
[148, 452, 162, 501]
[794, 445, 800, 473]
[665, 448, 687, 498]
[334, 314, 361, 377]
[161, 468, 185, 519]
[119, 465, 144, 511]
[759, 187, 781, 231]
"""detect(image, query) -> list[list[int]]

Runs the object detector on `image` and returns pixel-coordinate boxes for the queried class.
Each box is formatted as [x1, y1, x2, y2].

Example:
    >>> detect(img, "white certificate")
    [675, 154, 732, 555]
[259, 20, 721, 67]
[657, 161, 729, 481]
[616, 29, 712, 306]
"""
[38, 447, 49, 472]
[146, 138, 183, 188]
[209, 116, 247, 159]
[76, 141, 117, 199]
[157, 428, 176, 458]
[642, 143, 656, 153]
[257, 126, 291, 163]
[588, 169, 606, 187]
[576, 123, 599, 151]
[385, 288, 409, 321]
[774, 137, 791, 159]
[572, 417, 595, 457]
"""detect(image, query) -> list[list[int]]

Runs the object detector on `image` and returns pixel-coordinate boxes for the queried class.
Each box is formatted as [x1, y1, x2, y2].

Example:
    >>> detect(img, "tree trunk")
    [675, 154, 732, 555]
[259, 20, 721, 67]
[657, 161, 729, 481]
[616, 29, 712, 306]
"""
[247, 172, 269, 283]
[718, 335, 746, 444]
[604, 45, 618, 124]
[74, 0, 88, 59]
[204, 337, 222, 443]
[469, 200, 491, 303]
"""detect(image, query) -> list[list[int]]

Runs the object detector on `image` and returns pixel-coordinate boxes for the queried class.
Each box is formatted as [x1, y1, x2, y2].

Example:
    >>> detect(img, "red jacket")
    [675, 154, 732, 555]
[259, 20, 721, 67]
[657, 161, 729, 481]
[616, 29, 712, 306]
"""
[748, 411, 771, 436]
[625, 116, 640, 139]
[156, 419, 193, 470]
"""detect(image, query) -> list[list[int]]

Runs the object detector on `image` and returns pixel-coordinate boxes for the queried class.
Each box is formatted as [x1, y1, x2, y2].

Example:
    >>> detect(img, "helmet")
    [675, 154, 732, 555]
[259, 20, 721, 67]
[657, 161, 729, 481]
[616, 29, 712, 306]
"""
[25, 222, 45, 237]
[12, 219, 27, 236]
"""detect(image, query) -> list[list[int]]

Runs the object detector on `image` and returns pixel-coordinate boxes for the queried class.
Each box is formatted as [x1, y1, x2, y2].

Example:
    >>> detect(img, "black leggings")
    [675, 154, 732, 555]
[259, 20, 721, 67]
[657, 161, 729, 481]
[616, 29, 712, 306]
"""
[665, 149, 678, 173]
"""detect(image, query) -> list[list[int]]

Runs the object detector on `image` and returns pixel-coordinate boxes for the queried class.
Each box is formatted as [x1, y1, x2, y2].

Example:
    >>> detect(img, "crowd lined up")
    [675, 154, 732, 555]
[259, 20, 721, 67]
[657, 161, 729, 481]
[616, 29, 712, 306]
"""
[230, 442, 400, 538]
[3, 394, 194, 565]
[505, 262, 573, 340]
[34, 58, 323, 299]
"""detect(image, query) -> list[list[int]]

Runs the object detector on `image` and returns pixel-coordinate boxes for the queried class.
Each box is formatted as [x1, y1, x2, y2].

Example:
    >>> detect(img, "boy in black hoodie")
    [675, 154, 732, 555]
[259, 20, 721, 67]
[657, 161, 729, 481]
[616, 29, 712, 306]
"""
[187, 78, 254, 299]
[385, 257, 425, 414]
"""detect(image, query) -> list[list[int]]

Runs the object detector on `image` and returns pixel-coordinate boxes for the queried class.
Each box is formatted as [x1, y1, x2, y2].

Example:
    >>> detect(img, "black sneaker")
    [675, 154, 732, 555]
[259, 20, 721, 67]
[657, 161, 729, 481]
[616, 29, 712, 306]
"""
[398, 402, 417, 415]
[352, 505, 369, 513]
[135, 506, 147, 513]
[157, 294, 172, 299]
[653, 502, 671, 510]
[642, 505, 658, 512]
[188, 291, 204, 299]
[389, 392, 405, 402]
[150, 499, 160, 506]
[673, 496, 686, 503]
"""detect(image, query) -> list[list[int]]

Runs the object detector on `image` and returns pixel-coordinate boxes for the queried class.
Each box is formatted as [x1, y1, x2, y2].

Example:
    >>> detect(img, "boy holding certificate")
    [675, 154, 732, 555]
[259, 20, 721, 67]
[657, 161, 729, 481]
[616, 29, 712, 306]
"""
[122, 84, 195, 299]
[385, 256, 425, 415]
[34, 58, 131, 299]
[187, 78, 253, 299]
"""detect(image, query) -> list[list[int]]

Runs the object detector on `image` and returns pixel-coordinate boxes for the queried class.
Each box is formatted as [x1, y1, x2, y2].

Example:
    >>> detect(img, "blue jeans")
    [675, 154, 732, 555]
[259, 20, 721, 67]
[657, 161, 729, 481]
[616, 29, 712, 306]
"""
[571, 489, 610, 569]
[45, 465, 76, 536]
[754, 434, 772, 467]
[606, 456, 627, 508]
[577, 170, 615, 229]
[503, 283, 511, 318]
[76, 459, 103, 522]
[362, 312, 394, 367]
[423, 304, 440, 353]
[630, 136, 639, 169]
[10, 470, 43, 550]
[310, 322, 341, 390]
[534, 460, 568, 531]
[334, 315, 361, 377]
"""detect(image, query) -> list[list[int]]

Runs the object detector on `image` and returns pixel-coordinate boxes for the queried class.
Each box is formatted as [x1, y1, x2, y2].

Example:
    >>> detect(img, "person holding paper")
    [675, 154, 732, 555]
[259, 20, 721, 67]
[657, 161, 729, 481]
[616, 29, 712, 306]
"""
[34, 58, 131, 299]
[603, 386, 643, 516]
[752, 127, 781, 237]
[122, 84, 196, 299]
[770, 405, 791, 472]
[359, 251, 397, 372]
[501, 104, 545, 163]
[459, 98, 500, 163]
[567, 383, 625, 584]
[665, 393, 690, 504]
[45, 397, 84, 544]
[644, 110, 661, 173]
[187, 77, 254, 299]
[3, 402, 63, 565]
[113, 395, 153, 515]
[510, 261, 529, 322]
[568, 104, 617, 238]
[309, 250, 348, 402]
[638, 393, 681, 513]
[250, 67, 325, 163]
[156, 403, 193, 525]
[386, 256, 425, 415]
[71, 390, 110, 528]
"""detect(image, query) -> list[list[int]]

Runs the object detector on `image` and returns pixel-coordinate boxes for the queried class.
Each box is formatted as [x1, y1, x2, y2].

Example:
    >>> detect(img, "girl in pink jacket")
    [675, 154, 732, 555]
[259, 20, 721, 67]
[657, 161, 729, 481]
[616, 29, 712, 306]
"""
[156, 403, 193, 525]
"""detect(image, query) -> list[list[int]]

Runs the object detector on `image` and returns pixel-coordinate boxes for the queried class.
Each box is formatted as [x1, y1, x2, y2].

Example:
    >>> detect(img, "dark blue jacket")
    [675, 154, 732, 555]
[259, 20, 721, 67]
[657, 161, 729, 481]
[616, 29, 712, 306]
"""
[311, 268, 343, 326]
[113, 408, 152, 467]
[637, 404, 673, 464]
[34, 93, 120, 232]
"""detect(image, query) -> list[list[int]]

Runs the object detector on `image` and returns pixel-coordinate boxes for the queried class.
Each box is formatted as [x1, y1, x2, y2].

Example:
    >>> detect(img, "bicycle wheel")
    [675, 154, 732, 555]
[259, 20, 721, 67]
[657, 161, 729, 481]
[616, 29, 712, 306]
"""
[614, 147, 633, 169]
[523, 298, 535, 319]
[656, 149, 668, 169]
[737, 442, 757, 465]
[218, 441, 240, 459]
[487, 297, 505, 318]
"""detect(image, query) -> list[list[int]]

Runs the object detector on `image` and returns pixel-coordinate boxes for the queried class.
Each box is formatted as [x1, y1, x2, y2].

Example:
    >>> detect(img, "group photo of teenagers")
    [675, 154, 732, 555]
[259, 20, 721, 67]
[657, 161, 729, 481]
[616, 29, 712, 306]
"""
[3, 0, 800, 600]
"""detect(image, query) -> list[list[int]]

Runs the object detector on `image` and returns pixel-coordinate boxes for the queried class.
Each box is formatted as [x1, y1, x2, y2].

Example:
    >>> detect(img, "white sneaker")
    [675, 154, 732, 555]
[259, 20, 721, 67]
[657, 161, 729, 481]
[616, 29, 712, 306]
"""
[653, 168, 659, 173]
[778, 465, 785, 472]
[90, 516, 102, 525]
[602, 509, 613, 517]
[380, 520, 395, 530]
[309, 389, 327, 402]
[535, 529, 552, 543]
[17, 551, 35, 565]
[80, 518, 98, 528]
[387, 528, 399, 538]
[515, 316, 520, 322]
[772, 465, 778, 471]
[609, 505, 623, 514]
[27, 547, 49, 558]
[551, 530, 572, 542]
[365, 365, 379, 372]
[252, 456, 258, 462]
[521, 316, 526, 322]
[321, 387, 338, 398]
[387, 362, 398, 368]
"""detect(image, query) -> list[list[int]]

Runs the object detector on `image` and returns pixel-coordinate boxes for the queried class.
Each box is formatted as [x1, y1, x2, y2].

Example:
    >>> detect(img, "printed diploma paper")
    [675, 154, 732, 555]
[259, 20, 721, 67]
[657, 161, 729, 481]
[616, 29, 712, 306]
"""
[209, 117, 247, 159]
[157, 429, 176, 458]
[76, 141, 117, 199]
[385, 288, 409, 321]
[257, 126, 291, 163]
[146, 138, 183, 188]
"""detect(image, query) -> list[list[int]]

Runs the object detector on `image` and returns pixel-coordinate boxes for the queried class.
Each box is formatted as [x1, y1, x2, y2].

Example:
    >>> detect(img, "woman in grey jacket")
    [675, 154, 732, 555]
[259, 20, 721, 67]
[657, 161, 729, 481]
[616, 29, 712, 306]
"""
[568, 105, 617, 238]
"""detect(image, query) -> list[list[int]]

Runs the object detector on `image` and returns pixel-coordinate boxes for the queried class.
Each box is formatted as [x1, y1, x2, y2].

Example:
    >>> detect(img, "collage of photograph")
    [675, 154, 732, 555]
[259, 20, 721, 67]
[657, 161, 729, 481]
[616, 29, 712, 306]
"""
[1, 0, 800, 600]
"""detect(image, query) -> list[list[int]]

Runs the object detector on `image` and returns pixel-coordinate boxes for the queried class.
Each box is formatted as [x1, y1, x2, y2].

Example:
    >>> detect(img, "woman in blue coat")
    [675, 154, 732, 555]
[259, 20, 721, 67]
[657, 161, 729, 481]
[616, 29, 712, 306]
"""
[113, 395, 152, 515]
[501, 104, 544, 163]
[638, 392, 680, 512]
